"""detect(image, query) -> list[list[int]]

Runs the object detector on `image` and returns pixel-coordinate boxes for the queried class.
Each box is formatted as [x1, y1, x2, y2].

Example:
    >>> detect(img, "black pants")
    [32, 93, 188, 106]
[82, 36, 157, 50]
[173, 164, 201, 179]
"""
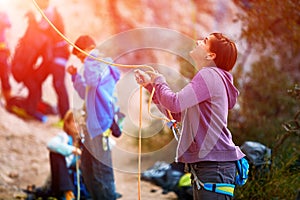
[51, 63, 69, 119]
[34, 42, 70, 119]
[36, 61, 69, 119]
[0, 51, 11, 91]
[22, 75, 42, 116]
[49, 152, 74, 197]
[191, 161, 236, 200]
[80, 144, 117, 200]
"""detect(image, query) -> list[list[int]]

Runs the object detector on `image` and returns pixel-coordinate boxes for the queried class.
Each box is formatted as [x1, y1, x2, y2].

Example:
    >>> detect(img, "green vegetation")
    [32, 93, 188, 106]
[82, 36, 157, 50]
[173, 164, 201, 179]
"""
[231, 0, 300, 199]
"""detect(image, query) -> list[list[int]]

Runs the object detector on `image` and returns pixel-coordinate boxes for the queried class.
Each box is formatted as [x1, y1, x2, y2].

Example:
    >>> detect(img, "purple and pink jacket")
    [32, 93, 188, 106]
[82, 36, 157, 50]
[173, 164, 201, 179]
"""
[146, 66, 245, 163]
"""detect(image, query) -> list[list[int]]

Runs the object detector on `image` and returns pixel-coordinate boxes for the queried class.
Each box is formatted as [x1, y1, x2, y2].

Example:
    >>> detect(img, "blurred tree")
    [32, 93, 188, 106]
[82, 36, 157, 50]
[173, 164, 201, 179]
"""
[231, 2, 300, 199]
[232, 57, 297, 145]
[233, 0, 300, 81]
[230, 0, 300, 146]
[273, 84, 300, 156]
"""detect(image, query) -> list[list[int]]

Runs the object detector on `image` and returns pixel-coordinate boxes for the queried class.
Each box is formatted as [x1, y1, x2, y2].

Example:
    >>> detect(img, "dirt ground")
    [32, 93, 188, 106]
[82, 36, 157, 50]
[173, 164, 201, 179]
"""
[0, 102, 178, 200]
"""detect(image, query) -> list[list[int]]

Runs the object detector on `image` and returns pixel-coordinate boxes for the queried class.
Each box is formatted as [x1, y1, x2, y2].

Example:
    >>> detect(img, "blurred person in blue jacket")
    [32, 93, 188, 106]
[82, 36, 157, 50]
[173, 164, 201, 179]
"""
[67, 35, 122, 200]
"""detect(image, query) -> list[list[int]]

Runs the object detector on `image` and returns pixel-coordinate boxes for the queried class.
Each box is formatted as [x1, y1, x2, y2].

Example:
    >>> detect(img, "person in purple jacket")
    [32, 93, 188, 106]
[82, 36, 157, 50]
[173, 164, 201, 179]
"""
[135, 32, 245, 199]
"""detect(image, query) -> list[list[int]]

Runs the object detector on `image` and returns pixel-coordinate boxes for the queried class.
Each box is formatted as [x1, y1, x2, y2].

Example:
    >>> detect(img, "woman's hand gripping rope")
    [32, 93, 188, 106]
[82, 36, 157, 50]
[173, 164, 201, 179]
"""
[134, 69, 169, 120]
[134, 69, 160, 87]
[134, 69, 180, 140]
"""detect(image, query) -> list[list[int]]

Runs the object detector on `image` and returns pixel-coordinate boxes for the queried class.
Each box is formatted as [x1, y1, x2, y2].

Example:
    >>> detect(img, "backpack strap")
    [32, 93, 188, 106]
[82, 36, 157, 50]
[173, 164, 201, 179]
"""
[235, 157, 249, 186]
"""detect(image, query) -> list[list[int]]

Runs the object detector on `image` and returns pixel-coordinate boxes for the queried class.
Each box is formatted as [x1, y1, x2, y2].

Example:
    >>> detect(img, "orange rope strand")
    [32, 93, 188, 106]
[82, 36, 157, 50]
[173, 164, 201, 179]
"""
[147, 87, 170, 122]
[138, 85, 143, 200]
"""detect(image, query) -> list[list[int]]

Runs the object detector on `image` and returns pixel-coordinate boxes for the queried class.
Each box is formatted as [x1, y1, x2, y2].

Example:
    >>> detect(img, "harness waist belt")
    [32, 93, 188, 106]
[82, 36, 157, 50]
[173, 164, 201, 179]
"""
[190, 164, 235, 197]
[203, 183, 235, 197]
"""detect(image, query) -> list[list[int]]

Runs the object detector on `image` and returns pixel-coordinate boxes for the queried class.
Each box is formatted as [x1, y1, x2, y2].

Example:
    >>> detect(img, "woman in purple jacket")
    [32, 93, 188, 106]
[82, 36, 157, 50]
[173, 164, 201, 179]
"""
[135, 33, 245, 199]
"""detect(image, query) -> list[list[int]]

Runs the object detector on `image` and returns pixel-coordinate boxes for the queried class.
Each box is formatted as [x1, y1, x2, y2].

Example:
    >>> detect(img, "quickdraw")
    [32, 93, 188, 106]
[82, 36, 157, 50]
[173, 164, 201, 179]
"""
[166, 119, 180, 141]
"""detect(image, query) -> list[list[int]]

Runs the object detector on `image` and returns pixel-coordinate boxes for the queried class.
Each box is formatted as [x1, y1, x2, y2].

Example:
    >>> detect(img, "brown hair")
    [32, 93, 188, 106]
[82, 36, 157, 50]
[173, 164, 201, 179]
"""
[72, 35, 96, 56]
[209, 33, 237, 71]
[63, 110, 75, 135]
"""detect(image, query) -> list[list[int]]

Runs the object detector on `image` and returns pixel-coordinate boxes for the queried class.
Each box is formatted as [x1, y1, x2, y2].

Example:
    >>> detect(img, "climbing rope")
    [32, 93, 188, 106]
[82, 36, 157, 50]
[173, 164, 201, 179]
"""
[138, 86, 143, 200]
[75, 151, 80, 200]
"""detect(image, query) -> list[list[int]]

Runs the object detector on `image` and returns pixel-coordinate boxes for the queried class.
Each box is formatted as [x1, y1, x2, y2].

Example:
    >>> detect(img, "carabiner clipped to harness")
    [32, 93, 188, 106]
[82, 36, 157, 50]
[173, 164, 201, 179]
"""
[167, 119, 180, 141]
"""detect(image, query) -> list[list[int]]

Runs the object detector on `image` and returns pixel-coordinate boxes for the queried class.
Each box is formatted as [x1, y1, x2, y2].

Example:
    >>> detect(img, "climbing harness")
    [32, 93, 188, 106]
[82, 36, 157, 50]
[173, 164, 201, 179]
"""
[189, 164, 235, 197]
[186, 157, 249, 197]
